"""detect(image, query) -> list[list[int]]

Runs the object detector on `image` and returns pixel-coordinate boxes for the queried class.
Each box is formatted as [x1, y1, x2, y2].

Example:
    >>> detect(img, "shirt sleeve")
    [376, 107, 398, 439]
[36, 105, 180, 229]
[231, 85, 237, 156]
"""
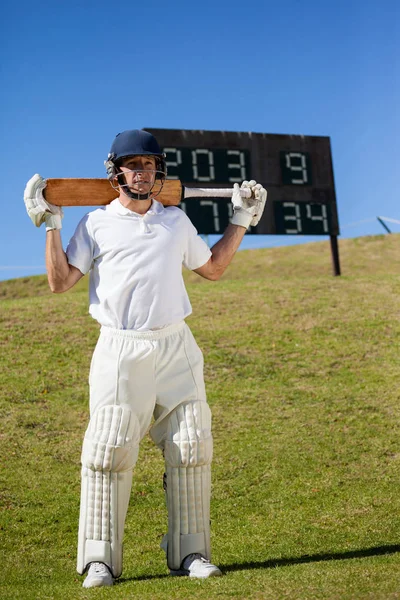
[66, 214, 95, 275]
[182, 213, 212, 270]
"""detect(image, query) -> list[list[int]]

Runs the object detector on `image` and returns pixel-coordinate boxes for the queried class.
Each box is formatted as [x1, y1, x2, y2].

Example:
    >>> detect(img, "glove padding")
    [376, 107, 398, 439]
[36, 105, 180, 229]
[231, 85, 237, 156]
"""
[24, 174, 63, 230]
[230, 180, 267, 229]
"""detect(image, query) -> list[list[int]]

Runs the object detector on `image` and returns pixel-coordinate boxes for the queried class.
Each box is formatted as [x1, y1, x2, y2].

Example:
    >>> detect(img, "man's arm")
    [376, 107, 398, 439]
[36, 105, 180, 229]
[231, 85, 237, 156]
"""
[46, 230, 84, 293]
[194, 180, 267, 282]
[194, 224, 246, 281]
[24, 174, 84, 293]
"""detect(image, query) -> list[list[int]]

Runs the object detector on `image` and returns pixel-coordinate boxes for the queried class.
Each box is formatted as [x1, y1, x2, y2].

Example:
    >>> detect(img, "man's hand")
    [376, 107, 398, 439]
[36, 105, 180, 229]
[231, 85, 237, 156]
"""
[230, 180, 267, 229]
[24, 174, 63, 231]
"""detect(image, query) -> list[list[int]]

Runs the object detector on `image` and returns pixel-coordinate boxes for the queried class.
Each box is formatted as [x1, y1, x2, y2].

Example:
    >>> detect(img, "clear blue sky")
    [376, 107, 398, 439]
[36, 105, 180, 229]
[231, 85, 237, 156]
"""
[1, 0, 398, 281]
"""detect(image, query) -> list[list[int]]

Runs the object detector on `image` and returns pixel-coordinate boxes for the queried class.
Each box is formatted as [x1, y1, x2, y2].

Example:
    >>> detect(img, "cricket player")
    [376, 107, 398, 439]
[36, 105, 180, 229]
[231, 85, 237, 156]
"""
[23, 129, 267, 588]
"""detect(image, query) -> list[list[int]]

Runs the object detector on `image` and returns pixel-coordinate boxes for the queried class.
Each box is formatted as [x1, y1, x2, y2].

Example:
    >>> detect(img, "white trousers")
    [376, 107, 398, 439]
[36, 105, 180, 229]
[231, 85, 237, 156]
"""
[77, 321, 213, 576]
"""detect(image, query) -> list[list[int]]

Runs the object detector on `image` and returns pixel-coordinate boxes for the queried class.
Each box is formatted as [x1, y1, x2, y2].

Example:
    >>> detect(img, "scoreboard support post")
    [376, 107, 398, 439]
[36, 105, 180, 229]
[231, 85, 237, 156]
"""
[330, 235, 341, 276]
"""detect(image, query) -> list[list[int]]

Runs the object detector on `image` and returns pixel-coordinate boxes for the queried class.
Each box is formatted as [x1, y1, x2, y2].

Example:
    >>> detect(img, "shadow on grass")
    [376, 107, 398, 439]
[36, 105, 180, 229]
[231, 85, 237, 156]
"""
[118, 544, 400, 583]
[221, 544, 400, 574]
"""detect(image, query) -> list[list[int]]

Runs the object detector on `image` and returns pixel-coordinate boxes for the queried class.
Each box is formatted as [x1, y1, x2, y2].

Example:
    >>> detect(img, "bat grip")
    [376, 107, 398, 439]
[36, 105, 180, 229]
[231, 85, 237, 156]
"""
[183, 187, 251, 199]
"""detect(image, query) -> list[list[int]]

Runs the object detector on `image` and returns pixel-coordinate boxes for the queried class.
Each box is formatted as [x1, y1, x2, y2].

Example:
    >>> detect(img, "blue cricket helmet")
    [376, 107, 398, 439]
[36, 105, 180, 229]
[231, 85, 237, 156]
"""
[105, 129, 167, 200]
[105, 129, 166, 180]
[110, 129, 163, 161]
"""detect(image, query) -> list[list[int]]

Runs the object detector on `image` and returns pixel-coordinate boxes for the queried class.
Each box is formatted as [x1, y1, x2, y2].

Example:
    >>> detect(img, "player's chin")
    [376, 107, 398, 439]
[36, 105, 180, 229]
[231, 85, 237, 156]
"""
[130, 182, 153, 193]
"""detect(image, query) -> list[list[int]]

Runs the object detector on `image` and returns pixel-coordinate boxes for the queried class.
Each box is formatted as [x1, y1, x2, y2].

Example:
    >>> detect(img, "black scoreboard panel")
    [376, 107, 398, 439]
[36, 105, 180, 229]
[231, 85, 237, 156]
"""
[145, 128, 339, 236]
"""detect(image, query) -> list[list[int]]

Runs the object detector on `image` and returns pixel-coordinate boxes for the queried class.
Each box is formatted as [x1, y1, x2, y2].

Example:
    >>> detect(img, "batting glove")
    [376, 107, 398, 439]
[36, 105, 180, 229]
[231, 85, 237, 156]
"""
[24, 174, 63, 231]
[230, 180, 267, 229]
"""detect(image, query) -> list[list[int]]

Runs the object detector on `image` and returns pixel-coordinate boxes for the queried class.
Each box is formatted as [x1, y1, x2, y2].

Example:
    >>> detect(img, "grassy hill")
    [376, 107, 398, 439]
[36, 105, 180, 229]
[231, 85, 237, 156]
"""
[1, 233, 399, 599]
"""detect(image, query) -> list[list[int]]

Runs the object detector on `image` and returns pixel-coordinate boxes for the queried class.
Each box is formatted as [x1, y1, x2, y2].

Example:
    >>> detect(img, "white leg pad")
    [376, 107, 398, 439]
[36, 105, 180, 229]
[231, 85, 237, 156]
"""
[77, 404, 140, 578]
[163, 401, 213, 570]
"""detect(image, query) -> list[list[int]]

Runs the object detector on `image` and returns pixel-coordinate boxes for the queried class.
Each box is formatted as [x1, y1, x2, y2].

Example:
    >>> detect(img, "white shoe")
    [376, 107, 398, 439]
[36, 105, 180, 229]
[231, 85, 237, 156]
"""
[170, 553, 222, 578]
[82, 562, 114, 588]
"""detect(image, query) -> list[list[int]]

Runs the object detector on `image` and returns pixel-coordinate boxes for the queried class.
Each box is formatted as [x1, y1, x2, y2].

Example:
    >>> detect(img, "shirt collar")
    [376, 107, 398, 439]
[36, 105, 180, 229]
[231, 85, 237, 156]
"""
[147, 199, 165, 216]
[111, 198, 165, 217]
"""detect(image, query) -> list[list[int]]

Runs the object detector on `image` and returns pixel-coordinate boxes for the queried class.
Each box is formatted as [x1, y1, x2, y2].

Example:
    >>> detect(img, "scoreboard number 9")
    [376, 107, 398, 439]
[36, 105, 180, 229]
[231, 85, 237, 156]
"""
[280, 152, 312, 185]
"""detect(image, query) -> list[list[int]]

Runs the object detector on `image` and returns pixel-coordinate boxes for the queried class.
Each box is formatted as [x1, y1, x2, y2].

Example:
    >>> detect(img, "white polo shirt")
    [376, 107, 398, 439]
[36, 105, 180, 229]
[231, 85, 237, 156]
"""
[66, 199, 212, 331]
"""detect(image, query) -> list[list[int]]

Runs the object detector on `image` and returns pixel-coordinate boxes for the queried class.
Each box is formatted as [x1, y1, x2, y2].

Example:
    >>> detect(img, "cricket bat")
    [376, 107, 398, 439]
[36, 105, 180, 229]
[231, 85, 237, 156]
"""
[44, 179, 250, 207]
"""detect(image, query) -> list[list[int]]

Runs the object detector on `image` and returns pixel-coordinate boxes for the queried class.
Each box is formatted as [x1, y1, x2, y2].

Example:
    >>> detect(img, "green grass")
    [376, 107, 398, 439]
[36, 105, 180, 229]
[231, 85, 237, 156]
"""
[1, 233, 400, 599]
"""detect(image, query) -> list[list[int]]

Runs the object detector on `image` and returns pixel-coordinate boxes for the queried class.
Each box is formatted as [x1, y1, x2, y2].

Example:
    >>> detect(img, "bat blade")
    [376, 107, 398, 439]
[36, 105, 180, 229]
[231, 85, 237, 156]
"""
[44, 179, 183, 206]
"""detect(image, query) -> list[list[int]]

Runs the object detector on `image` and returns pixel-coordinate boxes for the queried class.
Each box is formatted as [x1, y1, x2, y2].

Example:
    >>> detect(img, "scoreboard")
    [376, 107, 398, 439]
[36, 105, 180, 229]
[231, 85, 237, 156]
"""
[145, 128, 339, 237]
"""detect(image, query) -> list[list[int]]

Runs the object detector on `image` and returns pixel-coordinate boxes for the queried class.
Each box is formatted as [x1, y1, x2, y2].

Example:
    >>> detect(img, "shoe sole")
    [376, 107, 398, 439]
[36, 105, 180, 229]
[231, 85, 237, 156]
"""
[82, 577, 114, 588]
[170, 568, 222, 578]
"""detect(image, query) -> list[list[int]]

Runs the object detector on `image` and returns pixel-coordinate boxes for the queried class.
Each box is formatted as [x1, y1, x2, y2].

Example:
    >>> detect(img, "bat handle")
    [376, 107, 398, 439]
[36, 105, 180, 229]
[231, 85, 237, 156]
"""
[183, 187, 252, 199]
